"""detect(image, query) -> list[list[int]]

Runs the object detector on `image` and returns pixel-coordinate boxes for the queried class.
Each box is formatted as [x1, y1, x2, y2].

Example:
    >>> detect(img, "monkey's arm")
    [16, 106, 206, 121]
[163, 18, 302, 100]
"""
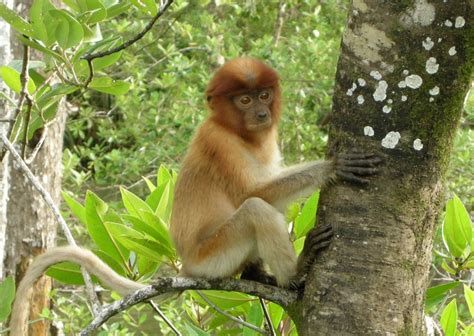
[10, 246, 144, 336]
[250, 153, 380, 212]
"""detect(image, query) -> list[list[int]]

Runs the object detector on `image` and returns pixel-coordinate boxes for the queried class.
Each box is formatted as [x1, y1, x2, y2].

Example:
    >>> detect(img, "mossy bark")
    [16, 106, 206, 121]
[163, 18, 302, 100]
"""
[292, 1, 473, 335]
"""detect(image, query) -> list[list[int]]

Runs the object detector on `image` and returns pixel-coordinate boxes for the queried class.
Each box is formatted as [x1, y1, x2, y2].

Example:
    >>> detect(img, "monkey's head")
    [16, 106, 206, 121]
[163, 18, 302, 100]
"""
[206, 58, 281, 137]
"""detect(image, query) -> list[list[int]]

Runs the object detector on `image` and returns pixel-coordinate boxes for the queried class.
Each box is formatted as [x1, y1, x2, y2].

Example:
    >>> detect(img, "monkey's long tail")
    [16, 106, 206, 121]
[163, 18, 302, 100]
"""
[9, 246, 145, 336]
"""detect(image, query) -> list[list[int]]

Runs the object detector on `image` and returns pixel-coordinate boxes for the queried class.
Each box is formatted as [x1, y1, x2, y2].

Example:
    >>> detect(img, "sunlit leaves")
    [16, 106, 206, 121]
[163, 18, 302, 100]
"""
[440, 299, 458, 336]
[0, 277, 15, 322]
[443, 194, 472, 258]
[0, 3, 34, 36]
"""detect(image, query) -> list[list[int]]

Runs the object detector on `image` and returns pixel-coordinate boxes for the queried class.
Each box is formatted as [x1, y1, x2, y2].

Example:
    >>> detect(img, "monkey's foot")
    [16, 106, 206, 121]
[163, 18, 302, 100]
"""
[240, 261, 278, 286]
[293, 224, 334, 290]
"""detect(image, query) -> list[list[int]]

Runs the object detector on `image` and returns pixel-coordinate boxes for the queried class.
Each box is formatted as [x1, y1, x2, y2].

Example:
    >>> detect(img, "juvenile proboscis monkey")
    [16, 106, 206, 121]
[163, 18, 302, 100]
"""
[9, 57, 379, 335]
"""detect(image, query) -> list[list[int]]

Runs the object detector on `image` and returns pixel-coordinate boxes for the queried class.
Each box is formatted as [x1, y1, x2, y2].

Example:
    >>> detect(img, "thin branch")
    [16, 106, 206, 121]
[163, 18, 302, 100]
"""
[20, 98, 32, 158]
[82, 0, 174, 61]
[196, 291, 266, 334]
[148, 300, 181, 335]
[0, 132, 102, 315]
[80, 277, 298, 335]
[84, 59, 94, 89]
[259, 298, 276, 336]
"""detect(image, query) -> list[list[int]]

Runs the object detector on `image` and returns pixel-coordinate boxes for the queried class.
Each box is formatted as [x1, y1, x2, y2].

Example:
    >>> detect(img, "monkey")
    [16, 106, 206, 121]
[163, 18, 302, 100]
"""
[169, 57, 380, 288]
[9, 57, 379, 335]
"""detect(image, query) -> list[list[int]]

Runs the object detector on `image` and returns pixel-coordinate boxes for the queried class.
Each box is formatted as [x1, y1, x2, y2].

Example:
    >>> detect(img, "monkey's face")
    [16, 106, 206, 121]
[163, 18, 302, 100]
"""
[232, 89, 274, 132]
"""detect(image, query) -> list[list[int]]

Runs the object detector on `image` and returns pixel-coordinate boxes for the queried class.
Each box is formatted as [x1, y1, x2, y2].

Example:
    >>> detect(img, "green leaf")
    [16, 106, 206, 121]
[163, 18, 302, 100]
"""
[106, 222, 169, 262]
[0, 3, 34, 36]
[85, 191, 128, 265]
[46, 261, 88, 285]
[184, 323, 210, 336]
[122, 214, 173, 254]
[464, 285, 474, 318]
[120, 187, 154, 219]
[30, 0, 56, 45]
[105, 1, 131, 19]
[143, 176, 156, 192]
[191, 291, 252, 310]
[49, 9, 84, 49]
[294, 191, 319, 238]
[137, 212, 174, 253]
[89, 77, 130, 95]
[440, 299, 458, 336]
[0, 276, 15, 322]
[443, 195, 472, 258]
[268, 303, 284, 331]
[76, 0, 107, 24]
[155, 182, 172, 220]
[425, 282, 460, 311]
[463, 257, 474, 269]
[62, 191, 86, 226]
[243, 301, 263, 336]
[18, 35, 65, 62]
[157, 165, 173, 186]
[0, 66, 36, 94]
[293, 236, 306, 254]
[130, 0, 158, 16]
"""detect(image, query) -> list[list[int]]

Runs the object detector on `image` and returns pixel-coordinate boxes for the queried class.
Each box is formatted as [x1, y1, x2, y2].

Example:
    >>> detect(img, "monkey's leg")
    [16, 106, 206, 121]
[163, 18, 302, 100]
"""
[240, 259, 277, 286]
[184, 197, 296, 287]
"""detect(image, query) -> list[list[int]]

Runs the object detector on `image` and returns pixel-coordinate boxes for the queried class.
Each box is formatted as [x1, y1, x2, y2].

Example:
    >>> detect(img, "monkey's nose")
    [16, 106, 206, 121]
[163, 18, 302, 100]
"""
[257, 111, 268, 120]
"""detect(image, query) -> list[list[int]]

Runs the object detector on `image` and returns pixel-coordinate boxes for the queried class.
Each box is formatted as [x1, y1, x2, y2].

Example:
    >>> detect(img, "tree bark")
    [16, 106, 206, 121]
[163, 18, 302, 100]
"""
[3, 2, 68, 335]
[0, 0, 13, 279]
[296, 1, 473, 335]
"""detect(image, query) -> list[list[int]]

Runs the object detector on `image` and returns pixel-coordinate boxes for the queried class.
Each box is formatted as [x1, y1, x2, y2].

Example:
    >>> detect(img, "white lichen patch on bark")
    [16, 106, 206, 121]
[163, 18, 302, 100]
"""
[445, 19, 453, 27]
[425, 57, 439, 74]
[455, 16, 465, 28]
[364, 126, 374, 136]
[370, 70, 382, 80]
[401, 95, 408, 101]
[358, 78, 366, 86]
[346, 82, 357, 96]
[342, 23, 395, 63]
[449, 46, 457, 56]
[413, 139, 424, 150]
[405, 74, 423, 89]
[422, 37, 434, 50]
[429, 86, 440, 95]
[383, 105, 392, 113]
[373, 80, 388, 101]
[429, 97, 435, 102]
[400, 0, 436, 27]
[357, 95, 365, 104]
[381, 131, 401, 149]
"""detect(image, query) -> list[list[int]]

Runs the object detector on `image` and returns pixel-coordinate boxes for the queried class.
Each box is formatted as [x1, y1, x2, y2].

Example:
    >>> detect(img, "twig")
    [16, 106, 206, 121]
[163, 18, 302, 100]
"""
[80, 277, 298, 335]
[0, 133, 102, 314]
[272, 1, 287, 47]
[20, 98, 32, 158]
[25, 126, 48, 164]
[148, 300, 181, 335]
[196, 291, 266, 334]
[82, 0, 174, 61]
[259, 297, 276, 336]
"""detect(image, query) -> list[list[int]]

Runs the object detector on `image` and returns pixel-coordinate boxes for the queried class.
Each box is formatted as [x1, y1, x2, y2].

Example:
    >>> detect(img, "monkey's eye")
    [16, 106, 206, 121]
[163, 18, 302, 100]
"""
[239, 96, 252, 105]
[259, 91, 271, 101]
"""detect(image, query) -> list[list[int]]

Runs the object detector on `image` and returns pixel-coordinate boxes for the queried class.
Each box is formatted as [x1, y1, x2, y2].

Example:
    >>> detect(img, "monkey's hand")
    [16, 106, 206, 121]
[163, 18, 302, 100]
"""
[290, 224, 333, 290]
[334, 152, 381, 184]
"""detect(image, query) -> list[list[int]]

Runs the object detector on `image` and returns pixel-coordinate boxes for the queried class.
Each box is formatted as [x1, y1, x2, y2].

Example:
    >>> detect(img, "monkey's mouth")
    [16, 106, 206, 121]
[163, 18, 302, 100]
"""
[247, 119, 272, 131]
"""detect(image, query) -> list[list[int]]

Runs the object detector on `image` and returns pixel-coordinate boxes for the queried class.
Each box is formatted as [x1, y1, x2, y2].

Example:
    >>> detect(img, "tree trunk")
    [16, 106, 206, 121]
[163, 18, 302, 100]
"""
[0, 0, 13, 279]
[296, 1, 473, 335]
[3, 2, 68, 335]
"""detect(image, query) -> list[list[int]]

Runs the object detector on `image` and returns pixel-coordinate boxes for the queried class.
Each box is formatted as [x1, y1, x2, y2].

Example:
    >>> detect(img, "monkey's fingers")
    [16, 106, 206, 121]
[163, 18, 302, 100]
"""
[338, 157, 382, 167]
[306, 224, 333, 246]
[340, 166, 379, 176]
[336, 171, 370, 184]
[338, 153, 375, 160]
